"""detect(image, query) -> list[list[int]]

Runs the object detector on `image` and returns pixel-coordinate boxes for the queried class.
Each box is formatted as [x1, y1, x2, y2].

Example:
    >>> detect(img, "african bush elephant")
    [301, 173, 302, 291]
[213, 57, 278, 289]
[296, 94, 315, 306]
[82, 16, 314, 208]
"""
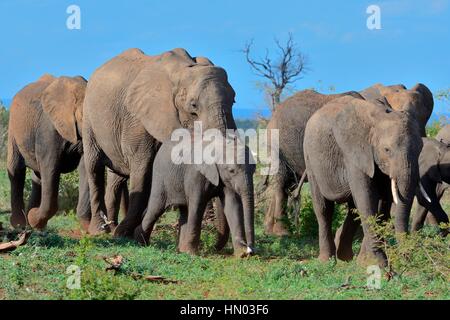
[82, 48, 237, 237]
[304, 96, 425, 267]
[7, 74, 128, 231]
[264, 89, 363, 236]
[7, 74, 87, 229]
[411, 137, 450, 233]
[134, 138, 255, 256]
[360, 83, 434, 136]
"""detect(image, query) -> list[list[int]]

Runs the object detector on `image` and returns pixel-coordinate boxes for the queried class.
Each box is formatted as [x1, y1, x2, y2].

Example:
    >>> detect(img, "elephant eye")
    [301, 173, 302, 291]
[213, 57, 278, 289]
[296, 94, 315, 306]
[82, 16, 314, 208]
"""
[190, 101, 198, 109]
[384, 147, 391, 154]
[228, 168, 236, 174]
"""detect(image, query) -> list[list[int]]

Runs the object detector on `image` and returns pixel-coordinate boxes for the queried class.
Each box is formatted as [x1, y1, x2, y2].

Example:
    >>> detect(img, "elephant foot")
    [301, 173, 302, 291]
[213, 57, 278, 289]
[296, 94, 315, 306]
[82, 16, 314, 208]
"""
[133, 225, 150, 246]
[10, 212, 27, 229]
[27, 208, 48, 230]
[178, 242, 199, 255]
[113, 220, 138, 239]
[234, 246, 255, 258]
[336, 246, 354, 262]
[318, 252, 335, 262]
[88, 214, 110, 236]
[78, 218, 91, 232]
[272, 222, 290, 237]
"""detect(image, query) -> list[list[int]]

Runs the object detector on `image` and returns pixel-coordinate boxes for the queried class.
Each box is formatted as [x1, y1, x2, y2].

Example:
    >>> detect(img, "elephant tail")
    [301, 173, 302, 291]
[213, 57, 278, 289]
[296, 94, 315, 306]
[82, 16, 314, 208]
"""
[292, 170, 307, 200]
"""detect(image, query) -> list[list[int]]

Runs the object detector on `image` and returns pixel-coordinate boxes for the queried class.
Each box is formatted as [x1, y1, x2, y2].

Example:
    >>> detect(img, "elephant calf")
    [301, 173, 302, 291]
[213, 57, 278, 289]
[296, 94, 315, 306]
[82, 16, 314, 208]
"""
[134, 138, 255, 256]
[412, 137, 450, 233]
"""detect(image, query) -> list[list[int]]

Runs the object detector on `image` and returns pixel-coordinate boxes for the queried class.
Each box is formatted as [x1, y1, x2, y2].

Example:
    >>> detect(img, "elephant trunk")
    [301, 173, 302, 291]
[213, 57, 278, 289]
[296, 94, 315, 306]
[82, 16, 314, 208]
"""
[208, 104, 236, 135]
[392, 157, 420, 233]
[240, 172, 255, 253]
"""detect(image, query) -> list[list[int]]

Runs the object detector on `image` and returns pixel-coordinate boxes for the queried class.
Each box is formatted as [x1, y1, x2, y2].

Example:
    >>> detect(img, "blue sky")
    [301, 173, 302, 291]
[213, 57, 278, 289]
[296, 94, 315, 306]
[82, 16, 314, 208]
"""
[0, 0, 449, 118]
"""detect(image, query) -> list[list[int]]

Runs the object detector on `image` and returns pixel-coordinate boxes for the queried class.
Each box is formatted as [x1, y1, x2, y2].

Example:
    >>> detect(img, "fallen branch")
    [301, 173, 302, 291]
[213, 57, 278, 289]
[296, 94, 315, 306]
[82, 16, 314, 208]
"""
[131, 273, 180, 284]
[0, 231, 32, 253]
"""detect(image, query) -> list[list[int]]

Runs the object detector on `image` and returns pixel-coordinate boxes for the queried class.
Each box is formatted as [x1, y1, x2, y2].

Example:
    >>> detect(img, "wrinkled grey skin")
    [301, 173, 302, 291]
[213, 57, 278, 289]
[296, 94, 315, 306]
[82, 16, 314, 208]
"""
[264, 90, 363, 236]
[134, 140, 255, 256]
[411, 137, 450, 233]
[360, 83, 434, 137]
[8, 74, 87, 230]
[83, 48, 237, 237]
[304, 96, 422, 267]
[7, 74, 127, 231]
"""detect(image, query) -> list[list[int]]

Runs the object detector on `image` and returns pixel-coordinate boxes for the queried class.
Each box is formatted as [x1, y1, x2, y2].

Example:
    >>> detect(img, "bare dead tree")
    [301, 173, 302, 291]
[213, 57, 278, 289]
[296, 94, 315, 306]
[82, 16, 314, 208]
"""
[243, 33, 308, 111]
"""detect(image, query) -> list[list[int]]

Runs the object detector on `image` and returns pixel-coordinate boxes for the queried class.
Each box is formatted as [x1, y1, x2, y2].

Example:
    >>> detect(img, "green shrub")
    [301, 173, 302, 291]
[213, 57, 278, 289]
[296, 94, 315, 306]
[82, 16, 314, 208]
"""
[367, 216, 449, 281]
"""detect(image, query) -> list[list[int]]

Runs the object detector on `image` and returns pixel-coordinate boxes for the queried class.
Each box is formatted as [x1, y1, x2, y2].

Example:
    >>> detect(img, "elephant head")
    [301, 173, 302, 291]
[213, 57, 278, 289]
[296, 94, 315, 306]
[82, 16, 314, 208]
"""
[420, 138, 450, 186]
[334, 97, 424, 233]
[41, 75, 87, 144]
[195, 137, 256, 252]
[125, 48, 236, 143]
[360, 83, 434, 136]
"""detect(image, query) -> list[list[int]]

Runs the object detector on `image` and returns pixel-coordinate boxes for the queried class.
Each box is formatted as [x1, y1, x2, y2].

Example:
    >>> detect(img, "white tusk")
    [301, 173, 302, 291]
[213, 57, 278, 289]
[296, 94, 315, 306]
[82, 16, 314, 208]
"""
[419, 183, 432, 203]
[246, 246, 254, 255]
[391, 179, 399, 205]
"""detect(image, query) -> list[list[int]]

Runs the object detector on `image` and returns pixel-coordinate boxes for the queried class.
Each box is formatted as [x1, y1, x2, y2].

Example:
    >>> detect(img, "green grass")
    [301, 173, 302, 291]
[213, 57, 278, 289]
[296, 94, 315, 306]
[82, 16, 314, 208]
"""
[0, 166, 448, 300]
[0, 208, 448, 300]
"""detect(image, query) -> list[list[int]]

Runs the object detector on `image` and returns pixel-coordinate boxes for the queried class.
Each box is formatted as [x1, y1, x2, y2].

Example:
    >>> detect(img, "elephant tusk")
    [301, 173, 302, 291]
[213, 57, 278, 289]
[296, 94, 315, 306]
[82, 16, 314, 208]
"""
[246, 246, 254, 255]
[391, 179, 399, 205]
[419, 183, 432, 203]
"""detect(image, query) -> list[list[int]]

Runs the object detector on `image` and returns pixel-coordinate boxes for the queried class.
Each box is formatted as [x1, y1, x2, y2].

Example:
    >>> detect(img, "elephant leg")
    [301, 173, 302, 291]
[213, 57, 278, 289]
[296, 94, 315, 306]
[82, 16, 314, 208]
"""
[27, 172, 42, 212]
[114, 162, 152, 238]
[213, 197, 230, 252]
[7, 144, 26, 228]
[425, 183, 446, 226]
[348, 171, 387, 267]
[133, 191, 166, 246]
[335, 203, 360, 261]
[358, 199, 391, 260]
[105, 169, 128, 231]
[119, 182, 129, 219]
[309, 175, 335, 261]
[178, 197, 207, 255]
[27, 168, 60, 230]
[76, 157, 91, 231]
[411, 203, 429, 232]
[176, 207, 187, 248]
[84, 131, 109, 235]
[264, 169, 290, 236]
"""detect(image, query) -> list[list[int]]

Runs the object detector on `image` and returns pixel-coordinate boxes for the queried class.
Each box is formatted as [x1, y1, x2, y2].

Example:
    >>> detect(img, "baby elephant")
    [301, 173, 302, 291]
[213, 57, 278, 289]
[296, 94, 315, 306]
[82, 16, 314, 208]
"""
[411, 137, 450, 233]
[134, 138, 255, 256]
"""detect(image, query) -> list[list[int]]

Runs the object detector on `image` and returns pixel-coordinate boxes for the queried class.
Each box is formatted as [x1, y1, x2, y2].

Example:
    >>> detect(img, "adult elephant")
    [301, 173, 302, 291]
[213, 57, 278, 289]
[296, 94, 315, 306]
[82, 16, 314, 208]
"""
[304, 96, 425, 267]
[83, 48, 237, 237]
[360, 83, 434, 136]
[264, 89, 363, 236]
[7, 74, 127, 230]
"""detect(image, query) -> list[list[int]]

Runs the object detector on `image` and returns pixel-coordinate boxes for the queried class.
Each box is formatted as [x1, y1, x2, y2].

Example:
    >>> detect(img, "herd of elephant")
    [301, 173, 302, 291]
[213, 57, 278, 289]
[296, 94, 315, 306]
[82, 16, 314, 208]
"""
[4, 47, 449, 267]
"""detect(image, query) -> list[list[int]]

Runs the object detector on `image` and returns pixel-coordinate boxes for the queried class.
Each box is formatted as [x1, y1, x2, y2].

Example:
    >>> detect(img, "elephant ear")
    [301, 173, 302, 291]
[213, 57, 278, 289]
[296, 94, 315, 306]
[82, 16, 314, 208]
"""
[359, 84, 383, 101]
[411, 83, 434, 113]
[125, 66, 183, 142]
[125, 49, 198, 141]
[195, 163, 220, 186]
[332, 100, 375, 178]
[41, 76, 87, 144]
